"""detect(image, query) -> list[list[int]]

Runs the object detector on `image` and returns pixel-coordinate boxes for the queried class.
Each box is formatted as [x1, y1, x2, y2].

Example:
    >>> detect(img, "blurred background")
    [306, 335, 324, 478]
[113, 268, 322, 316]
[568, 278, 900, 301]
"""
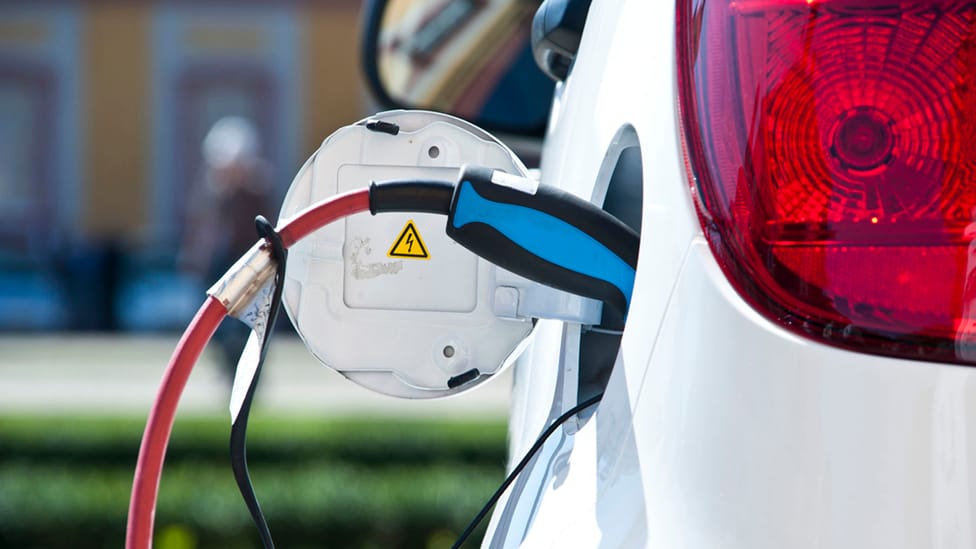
[0, 1, 509, 547]
[0, 1, 365, 331]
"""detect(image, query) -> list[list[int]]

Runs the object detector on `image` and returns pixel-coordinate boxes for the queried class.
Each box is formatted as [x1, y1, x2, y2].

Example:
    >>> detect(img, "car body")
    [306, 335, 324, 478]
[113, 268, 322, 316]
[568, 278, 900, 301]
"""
[365, 1, 976, 547]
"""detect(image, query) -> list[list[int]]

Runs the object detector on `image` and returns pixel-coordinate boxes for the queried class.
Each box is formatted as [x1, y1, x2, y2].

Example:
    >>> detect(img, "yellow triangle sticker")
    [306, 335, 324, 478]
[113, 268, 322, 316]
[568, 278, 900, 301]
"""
[387, 220, 430, 259]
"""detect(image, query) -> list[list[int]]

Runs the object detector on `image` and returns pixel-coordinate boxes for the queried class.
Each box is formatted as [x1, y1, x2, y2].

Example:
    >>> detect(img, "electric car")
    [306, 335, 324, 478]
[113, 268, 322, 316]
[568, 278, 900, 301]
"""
[360, 0, 976, 547]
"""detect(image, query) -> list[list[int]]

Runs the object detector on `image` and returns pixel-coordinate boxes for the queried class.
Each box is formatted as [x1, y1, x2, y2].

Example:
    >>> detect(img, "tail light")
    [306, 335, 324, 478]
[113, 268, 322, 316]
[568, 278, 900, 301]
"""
[676, 0, 976, 364]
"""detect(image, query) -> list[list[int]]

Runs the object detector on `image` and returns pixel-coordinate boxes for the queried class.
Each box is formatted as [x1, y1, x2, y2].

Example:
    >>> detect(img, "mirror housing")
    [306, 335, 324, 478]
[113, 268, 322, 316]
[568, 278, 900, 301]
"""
[361, 0, 555, 139]
[531, 0, 592, 81]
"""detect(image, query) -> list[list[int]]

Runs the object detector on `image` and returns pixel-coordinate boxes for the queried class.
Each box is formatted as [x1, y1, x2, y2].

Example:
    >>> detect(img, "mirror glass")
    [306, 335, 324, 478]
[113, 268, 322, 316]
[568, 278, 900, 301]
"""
[371, 0, 554, 135]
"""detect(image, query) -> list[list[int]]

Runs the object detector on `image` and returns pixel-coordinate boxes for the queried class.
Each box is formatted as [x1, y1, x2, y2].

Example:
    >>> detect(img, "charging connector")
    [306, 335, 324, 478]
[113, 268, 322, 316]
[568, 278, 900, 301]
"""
[448, 165, 638, 316]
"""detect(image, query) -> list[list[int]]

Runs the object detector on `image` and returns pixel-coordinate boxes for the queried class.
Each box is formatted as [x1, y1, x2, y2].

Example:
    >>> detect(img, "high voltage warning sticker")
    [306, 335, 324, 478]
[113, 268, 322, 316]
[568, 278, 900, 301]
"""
[388, 220, 430, 259]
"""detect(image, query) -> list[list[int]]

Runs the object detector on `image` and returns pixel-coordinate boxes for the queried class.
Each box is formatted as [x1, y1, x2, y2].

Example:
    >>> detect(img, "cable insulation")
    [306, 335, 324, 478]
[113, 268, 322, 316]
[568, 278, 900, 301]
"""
[277, 188, 370, 248]
[368, 180, 454, 215]
[126, 296, 227, 549]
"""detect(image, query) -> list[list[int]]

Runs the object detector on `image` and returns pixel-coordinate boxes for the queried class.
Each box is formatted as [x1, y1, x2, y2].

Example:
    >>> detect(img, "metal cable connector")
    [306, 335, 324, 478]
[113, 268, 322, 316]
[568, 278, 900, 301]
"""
[207, 241, 277, 318]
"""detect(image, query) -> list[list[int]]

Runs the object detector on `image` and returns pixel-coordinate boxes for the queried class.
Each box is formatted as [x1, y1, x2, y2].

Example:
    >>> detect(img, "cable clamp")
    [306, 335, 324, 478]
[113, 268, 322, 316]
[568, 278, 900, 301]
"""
[207, 241, 277, 320]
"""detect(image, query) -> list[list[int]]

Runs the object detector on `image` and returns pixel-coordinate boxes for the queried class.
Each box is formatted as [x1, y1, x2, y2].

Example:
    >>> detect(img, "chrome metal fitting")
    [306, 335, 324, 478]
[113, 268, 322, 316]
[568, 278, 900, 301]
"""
[207, 241, 277, 317]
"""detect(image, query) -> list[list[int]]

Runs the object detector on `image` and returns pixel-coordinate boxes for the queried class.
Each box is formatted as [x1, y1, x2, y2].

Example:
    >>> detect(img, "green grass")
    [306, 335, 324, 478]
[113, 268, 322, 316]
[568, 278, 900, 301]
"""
[0, 415, 508, 548]
[0, 415, 508, 465]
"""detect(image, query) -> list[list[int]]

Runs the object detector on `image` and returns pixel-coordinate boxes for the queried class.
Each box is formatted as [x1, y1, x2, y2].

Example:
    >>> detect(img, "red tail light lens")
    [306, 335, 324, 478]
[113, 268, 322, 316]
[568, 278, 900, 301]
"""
[676, 0, 976, 364]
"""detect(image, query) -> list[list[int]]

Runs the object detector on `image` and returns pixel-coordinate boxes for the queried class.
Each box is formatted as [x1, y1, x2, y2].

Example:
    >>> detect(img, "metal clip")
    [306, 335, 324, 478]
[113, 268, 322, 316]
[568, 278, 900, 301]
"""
[207, 241, 277, 319]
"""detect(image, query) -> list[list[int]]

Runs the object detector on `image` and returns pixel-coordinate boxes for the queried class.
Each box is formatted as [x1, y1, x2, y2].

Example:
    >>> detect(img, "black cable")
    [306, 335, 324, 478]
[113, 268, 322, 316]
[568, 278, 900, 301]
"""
[229, 215, 288, 549]
[368, 179, 455, 215]
[452, 392, 604, 549]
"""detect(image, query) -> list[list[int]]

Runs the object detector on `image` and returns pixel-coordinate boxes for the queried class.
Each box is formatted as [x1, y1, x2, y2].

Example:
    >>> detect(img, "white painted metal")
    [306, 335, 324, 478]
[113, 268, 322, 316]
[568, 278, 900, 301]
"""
[485, 0, 976, 547]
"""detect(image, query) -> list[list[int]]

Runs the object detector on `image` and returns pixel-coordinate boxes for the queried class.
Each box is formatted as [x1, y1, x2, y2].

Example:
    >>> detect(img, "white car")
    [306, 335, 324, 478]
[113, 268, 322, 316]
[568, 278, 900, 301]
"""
[361, 0, 976, 547]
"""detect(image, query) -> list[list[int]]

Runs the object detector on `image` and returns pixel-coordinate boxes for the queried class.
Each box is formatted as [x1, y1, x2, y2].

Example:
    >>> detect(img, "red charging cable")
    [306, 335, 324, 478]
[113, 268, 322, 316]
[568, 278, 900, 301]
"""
[125, 189, 369, 549]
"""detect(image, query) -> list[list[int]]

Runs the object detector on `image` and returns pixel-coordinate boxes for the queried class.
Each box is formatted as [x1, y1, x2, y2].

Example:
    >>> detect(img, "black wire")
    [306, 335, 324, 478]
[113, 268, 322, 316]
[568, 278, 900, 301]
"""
[229, 215, 287, 549]
[451, 392, 604, 549]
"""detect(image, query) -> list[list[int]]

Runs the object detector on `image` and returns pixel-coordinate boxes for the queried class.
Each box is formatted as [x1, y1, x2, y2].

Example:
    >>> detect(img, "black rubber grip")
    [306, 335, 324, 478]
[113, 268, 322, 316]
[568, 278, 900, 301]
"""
[369, 180, 455, 215]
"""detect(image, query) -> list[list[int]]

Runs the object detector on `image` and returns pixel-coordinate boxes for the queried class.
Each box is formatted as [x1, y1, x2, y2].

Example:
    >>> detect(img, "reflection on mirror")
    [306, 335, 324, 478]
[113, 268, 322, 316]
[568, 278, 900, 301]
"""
[375, 0, 554, 134]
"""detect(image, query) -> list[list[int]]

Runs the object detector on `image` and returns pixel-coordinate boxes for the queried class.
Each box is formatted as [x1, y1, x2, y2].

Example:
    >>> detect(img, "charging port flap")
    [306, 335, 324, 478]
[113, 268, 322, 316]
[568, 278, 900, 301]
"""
[278, 110, 535, 399]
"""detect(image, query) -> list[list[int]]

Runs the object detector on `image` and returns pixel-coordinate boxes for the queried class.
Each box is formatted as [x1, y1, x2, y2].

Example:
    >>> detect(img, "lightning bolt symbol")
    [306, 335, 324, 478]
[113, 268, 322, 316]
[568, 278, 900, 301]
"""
[406, 233, 414, 253]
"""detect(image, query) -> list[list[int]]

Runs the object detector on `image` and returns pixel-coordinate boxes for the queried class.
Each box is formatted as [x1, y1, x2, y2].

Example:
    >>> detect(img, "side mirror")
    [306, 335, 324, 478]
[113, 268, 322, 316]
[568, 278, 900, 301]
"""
[361, 0, 555, 138]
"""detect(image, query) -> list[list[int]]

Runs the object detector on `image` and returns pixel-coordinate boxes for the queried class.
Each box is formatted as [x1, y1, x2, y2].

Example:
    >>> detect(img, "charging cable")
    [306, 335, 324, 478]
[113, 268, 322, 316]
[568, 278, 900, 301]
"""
[126, 189, 371, 549]
[126, 166, 639, 548]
